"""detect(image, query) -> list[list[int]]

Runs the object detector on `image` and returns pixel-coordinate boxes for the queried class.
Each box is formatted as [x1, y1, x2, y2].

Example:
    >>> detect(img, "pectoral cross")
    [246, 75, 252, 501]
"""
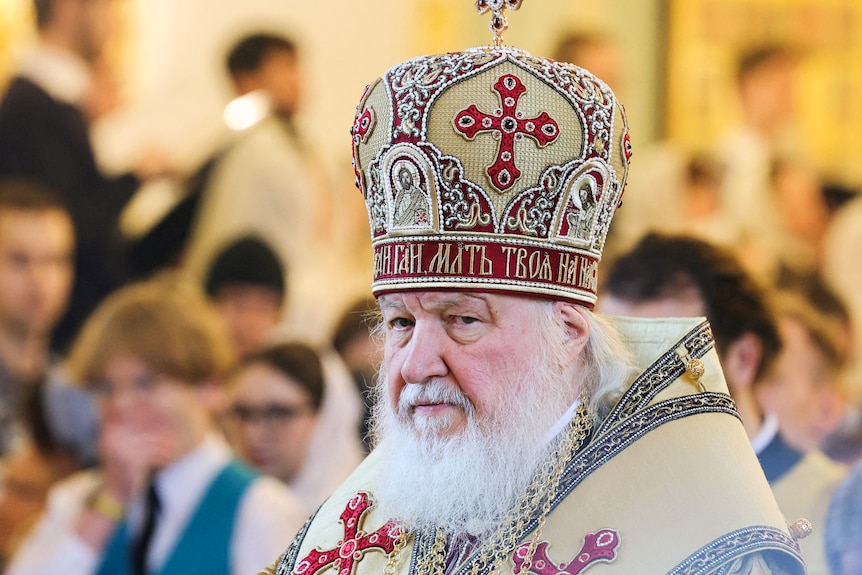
[293, 493, 402, 575]
[512, 529, 620, 575]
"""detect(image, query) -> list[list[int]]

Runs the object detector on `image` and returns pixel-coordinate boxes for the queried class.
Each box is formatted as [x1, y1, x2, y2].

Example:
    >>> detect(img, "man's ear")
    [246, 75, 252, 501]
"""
[233, 72, 261, 96]
[556, 302, 591, 364]
[813, 385, 847, 443]
[722, 332, 763, 393]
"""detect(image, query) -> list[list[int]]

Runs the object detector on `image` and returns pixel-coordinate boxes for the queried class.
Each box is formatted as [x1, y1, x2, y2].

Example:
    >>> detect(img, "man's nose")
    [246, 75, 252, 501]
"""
[243, 419, 271, 444]
[100, 387, 138, 415]
[399, 321, 449, 384]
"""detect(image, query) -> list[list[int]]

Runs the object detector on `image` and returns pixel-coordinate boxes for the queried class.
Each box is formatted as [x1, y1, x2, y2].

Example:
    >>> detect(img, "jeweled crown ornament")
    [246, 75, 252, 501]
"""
[351, 1, 632, 308]
[475, 0, 523, 46]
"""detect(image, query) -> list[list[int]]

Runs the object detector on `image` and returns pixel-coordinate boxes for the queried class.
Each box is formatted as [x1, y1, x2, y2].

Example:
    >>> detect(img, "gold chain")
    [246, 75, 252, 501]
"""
[416, 527, 448, 575]
[487, 400, 592, 575]
[389, 400, 594, 575]
[385, 530, 410, 575]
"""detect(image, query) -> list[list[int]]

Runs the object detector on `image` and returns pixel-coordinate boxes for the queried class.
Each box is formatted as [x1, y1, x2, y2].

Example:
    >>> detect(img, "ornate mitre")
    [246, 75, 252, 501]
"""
[350, 3, 632, 308]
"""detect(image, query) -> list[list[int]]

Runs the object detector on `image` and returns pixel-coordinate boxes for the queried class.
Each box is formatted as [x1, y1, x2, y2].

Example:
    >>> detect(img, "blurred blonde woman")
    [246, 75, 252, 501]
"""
[7, 279, 305, 575]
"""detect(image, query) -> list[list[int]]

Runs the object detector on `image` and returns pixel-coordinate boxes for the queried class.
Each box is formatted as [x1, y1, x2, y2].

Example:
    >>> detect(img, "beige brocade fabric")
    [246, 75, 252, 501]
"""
[726, 553, 796, 575]
[258, 562, 277, 575]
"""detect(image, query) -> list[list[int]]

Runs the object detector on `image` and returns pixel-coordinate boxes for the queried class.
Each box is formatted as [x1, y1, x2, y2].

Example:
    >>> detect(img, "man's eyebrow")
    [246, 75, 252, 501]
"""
[378, 298, 404, 312]
[378, 293, 491, 313]
[424, 296, 492, 315]
[440, 294, 489, 307]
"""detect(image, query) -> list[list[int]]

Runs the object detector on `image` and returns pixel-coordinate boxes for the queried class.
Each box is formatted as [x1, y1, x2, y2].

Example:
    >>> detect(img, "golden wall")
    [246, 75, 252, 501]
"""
[0, 0, 33, 89]
[666, 0, 862, 181]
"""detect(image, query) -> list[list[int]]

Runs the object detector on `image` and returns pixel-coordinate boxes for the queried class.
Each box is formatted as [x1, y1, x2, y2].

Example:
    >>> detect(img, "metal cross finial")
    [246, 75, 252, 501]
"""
[475, 0, 523, 47]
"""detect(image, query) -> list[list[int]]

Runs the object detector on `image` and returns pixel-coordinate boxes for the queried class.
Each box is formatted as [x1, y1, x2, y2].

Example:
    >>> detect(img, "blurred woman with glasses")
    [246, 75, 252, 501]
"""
[224, 341, 364, 514]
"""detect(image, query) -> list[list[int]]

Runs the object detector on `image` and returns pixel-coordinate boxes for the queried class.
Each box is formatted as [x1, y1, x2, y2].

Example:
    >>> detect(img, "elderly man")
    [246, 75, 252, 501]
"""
[262, 4, 806, 574]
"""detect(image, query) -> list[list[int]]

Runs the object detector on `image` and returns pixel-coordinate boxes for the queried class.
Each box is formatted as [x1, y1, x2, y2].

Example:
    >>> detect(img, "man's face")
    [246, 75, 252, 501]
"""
[739, 57, 797, 126]
[373, 291, 581, 534]
[399, 169, 412, 189]
[379, 291, 551, 440]
[757, 317, 843, 451]
[0, 208, 74, 337]
[213, 284, 282, 358]
[255, 49, 302, 117]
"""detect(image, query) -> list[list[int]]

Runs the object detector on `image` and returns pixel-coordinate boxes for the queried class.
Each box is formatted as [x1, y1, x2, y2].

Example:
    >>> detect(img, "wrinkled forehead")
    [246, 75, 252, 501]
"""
[377, 290, 556, 325]
[379, 291, 495, 313]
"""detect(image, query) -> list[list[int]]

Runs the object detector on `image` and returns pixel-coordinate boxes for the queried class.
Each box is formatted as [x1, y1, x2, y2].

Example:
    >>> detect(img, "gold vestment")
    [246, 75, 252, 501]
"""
[262, 318, 806, 575]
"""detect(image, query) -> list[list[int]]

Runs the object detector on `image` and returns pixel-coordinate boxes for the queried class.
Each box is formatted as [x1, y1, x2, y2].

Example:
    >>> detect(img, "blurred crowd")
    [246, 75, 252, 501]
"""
[560, 31, 862, 575]
[0, 2, 861, 575]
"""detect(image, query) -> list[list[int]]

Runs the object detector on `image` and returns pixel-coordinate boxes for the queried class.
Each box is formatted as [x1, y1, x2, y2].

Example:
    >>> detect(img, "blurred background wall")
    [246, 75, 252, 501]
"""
[0, 0, 664, 179]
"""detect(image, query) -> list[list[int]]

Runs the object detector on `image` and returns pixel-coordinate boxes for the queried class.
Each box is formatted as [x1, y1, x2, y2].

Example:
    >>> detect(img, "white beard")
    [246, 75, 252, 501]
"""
[369, 356, 575, 538]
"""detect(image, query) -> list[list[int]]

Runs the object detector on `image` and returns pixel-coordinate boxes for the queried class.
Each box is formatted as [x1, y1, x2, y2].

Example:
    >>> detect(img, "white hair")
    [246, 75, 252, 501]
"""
[520, 300, 637, 422]
[581, 311, 639, 421]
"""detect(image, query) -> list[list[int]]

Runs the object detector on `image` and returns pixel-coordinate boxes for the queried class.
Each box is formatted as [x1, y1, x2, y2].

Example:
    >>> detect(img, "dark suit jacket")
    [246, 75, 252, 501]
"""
[0, 76, 139, 352]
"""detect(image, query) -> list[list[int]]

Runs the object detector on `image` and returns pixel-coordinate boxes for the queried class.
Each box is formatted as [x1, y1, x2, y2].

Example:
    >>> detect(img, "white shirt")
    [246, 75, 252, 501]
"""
[750, 412, 781, 456]
[183, 115, 347, 343]
[6, 435, 306, 575]
[19, 42, 92, 106]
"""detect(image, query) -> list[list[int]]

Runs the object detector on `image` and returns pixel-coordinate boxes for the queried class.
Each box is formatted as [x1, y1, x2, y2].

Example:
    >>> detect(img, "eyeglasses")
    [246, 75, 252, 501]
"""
[227, 403, 313, 426]
[89, 372, 162, 399]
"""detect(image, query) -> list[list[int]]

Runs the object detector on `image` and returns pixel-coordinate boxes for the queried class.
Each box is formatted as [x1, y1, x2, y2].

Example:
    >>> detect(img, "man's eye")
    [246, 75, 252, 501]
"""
[457, 316, 479, 325]
[9, 253, 29, 266]
[389, 317, 413, 329]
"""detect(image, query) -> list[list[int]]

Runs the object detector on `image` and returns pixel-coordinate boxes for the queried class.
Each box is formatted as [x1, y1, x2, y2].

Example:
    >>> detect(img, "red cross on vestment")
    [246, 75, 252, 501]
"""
[293, 492, 402, 575]
[512, 529, 620, 575]
[453, 74, 560, 192]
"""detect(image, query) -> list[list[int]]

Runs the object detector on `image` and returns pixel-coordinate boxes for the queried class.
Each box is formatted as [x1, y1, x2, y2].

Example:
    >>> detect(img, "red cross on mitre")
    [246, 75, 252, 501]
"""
[351, 106, 376, 191]
[453, 74, 560, 192]
[293, 492, 402, 575]
[352, 107, 375, 147]
[512, 529, 620, 575]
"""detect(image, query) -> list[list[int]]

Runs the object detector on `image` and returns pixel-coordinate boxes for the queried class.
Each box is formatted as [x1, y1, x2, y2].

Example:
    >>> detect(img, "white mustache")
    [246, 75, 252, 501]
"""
[398, 381, 474, 415]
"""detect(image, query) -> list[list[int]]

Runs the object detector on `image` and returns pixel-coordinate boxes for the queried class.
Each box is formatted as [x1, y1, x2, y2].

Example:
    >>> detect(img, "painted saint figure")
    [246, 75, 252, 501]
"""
[393, 167, 428, 227]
